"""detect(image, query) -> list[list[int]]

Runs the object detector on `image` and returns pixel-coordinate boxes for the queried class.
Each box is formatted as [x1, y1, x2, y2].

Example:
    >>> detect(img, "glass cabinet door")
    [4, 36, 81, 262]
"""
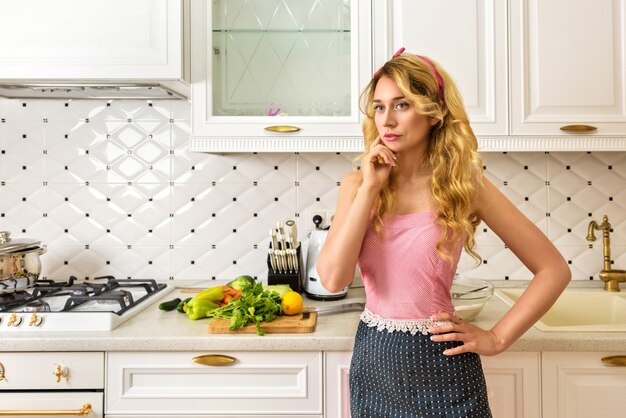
[191, 0, 372, 152]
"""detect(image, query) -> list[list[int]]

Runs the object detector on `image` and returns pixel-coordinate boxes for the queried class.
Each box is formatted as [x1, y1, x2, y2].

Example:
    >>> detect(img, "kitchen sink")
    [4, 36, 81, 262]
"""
[495, 288, 626, 332]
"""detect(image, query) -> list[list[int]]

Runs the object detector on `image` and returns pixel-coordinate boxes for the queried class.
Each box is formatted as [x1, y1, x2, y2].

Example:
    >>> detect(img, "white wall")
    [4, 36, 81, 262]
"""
[0, 98, 624, 282]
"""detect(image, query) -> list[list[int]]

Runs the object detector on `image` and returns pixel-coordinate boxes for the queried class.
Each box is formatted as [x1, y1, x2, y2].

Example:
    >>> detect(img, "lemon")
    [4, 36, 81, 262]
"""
[281, 291, 304, 315]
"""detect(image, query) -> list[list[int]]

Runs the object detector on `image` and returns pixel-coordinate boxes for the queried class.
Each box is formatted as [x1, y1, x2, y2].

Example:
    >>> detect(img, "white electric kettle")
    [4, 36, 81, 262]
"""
[305, 215, 348, 300]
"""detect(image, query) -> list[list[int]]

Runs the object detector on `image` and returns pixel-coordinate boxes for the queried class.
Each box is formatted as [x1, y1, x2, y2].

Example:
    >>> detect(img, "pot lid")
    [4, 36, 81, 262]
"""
[0, 231, 42, 254]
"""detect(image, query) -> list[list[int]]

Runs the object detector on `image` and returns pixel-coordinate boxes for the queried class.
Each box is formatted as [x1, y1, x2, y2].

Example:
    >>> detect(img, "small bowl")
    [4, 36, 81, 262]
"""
[451, 276, 494, 321]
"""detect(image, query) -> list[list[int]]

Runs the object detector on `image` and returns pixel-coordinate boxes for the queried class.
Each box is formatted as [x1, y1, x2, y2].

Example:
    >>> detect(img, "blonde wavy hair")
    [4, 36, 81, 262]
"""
[356, 53, 483, 263]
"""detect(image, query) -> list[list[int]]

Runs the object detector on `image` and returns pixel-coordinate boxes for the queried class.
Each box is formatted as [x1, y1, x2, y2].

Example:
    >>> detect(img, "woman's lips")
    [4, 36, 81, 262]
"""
[383, 133, 400, 141]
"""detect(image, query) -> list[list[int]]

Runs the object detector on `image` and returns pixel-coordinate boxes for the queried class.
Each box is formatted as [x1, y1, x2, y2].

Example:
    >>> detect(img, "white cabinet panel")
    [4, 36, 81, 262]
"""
[482, 352, 541, 418]
[0, 352, 104, 390]
[325, 351, 352, 418]
[374, 0, 508, 136]
[542, 352, 626, 418]
[106, 351, 322, 415]
[511, 0, 626, 136]
[0, 0, 182, 79]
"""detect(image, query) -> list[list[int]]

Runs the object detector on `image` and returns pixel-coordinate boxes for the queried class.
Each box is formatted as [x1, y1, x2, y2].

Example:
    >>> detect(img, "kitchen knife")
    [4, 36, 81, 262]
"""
[270, 229, 279, 250]
[286, 219, 298, 248]
[290, 248, 298, 273]
[268, 248, 277, 273]
[286, 249, 293, 272]
[301, 303, 364, 316]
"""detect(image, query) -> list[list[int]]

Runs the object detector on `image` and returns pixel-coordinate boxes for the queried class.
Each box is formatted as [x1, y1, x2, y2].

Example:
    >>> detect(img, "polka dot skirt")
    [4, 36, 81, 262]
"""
[350, 321, 492, 417]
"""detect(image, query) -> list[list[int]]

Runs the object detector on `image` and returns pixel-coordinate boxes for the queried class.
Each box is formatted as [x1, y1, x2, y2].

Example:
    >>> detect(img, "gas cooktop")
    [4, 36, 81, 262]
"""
[0, 276, 171, 332]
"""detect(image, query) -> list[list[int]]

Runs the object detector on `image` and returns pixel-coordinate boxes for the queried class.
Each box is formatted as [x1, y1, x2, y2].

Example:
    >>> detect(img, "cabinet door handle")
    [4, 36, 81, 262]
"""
[560, 124, 597, 132]
[192, 354, 237, 366]
[0, 402, 91, 416]
[264, 125, 300, 133]
[601, 355, 626, 366]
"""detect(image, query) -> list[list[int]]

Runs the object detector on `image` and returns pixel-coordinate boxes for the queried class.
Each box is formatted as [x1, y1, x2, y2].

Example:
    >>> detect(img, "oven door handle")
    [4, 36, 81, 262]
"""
[0, 402, 91, 416]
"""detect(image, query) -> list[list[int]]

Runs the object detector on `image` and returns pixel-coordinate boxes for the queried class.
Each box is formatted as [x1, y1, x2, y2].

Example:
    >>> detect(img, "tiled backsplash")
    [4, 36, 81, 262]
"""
[1, 98, 624, 282]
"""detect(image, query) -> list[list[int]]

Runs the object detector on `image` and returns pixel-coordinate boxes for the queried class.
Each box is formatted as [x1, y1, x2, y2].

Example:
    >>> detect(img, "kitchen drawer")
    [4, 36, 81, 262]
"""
[0, 352, 104, 389]
[106, 351, 322, 415]
[0, 392, 103, 418]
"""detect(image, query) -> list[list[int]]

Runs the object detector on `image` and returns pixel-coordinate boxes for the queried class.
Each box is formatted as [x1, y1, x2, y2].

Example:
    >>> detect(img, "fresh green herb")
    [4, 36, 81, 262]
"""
[206, 282, 283, 335]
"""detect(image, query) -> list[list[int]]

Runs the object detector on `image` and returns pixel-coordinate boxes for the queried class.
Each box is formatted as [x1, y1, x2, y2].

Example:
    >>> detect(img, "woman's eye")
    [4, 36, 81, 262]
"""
[374, 105, 384, 112]
[396, 102, 409, 110]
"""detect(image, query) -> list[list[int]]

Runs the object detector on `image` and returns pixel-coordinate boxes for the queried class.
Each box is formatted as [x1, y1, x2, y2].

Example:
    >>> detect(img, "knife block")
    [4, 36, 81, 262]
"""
[267, 245, 304, 294]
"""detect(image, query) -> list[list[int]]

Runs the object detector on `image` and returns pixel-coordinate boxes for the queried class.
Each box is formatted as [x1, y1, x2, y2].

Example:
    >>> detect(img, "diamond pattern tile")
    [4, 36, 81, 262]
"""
[2, 96, 626, 282]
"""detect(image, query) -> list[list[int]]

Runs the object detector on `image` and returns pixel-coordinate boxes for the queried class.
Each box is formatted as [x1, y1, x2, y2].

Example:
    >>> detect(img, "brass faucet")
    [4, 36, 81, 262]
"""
[587, 215, 626, 291]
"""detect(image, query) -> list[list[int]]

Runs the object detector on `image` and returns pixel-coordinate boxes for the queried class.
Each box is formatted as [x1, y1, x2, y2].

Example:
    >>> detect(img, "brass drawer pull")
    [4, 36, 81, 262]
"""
[264, 125, 300, 133]
[560, 124, 597, 132]
[601, 355, 626, 366]
[0, 402, 91, 416]
[192, 354, 237, 366]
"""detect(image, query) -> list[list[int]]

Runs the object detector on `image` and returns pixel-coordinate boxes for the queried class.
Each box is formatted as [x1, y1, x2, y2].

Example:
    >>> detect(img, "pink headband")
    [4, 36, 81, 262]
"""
[374, 47, 446, 105]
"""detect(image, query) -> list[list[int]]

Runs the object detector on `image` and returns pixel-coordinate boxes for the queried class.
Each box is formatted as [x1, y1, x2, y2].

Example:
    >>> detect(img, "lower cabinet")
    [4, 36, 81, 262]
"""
[324, 352, 352, 418]
[542, 352, 626, 418]
[324, 351, 541, 418]
[481, 352, 541, 418]
[106, 351, 323, 417]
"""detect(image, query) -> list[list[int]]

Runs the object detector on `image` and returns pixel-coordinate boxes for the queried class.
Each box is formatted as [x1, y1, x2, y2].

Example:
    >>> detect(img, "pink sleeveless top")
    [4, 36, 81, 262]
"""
[357, 211, 462, 322]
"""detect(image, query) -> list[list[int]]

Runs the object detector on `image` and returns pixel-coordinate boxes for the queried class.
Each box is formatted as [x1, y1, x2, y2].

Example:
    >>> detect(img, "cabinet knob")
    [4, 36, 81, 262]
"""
[192, 354, 237, 366]
[53, 364, 69, 383]
[264, 125, 300, 133]
[560, 124, 597, 132]
[601, 355, 626, 366]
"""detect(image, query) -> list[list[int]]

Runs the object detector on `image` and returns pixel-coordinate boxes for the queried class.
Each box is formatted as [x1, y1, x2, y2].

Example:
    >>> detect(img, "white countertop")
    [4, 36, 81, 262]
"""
[1, 280, 625, 353]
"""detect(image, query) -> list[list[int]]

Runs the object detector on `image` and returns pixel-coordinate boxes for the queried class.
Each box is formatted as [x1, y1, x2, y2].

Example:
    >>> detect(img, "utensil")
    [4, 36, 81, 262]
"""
[268, 249, 277, 273]
[0, 231, 47, 294]
[285, 220, 298, 248]
[301, 303, 365, 316]
[451, 285, 489, 298]
[270, 229, 279, 250]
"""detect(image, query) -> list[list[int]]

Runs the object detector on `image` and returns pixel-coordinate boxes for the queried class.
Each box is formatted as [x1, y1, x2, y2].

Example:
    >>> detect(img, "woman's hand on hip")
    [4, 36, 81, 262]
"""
[361, 136, 395, 191]
[428, 312, 505, 356]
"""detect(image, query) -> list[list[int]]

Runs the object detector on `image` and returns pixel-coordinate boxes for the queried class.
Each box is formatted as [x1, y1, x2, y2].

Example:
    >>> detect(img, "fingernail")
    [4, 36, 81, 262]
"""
[443, 350, 450, 356]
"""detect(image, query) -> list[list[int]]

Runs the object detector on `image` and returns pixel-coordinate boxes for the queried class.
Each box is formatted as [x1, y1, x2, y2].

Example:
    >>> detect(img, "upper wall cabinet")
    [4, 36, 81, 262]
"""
[373, 0, 508, 137]
[510, 0, 626, 148]
[0, 0, 184, 80]
[189, 0, 372, 152]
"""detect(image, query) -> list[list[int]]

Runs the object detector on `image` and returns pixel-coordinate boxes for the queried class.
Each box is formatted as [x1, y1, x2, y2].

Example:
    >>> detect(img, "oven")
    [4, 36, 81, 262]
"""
[0, 352, 104, 417]
[0, 276, 169, 417]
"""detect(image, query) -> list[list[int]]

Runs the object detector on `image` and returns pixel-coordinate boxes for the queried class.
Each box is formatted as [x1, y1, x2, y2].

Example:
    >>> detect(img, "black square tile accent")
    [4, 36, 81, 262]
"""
[505, 276, 509, 280]
[212, 245, 216, 249]
[233, 166, 237, 170]
[274, 166, 278, 170]
[524, 197, 529, 201]
[524, 165, 528, 170]
[233, 197, 237, 201]
[609, 197, 613, 201]
[608, 165, 613, 170]
[190, 261, 194, 265]
[232, 229, 237, 233]
[253, 213, 258, 217]
[568, 260, 572, 264]
[232, 260, 237, 264]
[149, 261, 153, 265]
[316, 197, 320, 201]
[274, 197, 278, 201]
[566, 165, 570, 170]
[212, 213, 216, 217]
[148, 229, 152, 233]
[567, 228, 571, 233]
[567, 197, 571, 201]
[191, 229, 195, 233]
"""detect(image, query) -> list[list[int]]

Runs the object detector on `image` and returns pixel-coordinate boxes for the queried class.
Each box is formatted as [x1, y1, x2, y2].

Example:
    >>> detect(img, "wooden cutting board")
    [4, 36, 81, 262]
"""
[207, 308, 317, 334]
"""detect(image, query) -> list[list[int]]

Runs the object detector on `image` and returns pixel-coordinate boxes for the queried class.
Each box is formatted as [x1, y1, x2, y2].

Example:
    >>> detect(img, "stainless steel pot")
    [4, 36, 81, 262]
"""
[0, 231, 46, 294]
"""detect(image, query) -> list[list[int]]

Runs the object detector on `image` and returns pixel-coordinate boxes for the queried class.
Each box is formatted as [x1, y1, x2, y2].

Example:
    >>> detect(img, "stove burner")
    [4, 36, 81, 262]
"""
[0, 275, 166, 315]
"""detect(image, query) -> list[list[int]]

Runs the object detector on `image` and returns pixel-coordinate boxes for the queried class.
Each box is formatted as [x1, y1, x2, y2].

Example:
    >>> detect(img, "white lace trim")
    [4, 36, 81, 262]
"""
[360, 307, 451, 336]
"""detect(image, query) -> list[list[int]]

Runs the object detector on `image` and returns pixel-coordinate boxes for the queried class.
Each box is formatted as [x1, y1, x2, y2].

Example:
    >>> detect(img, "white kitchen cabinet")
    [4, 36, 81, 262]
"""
[373, 0, 508, 137]
[510, 0, 626, 140]
[189, 0, 372, 152]
[481, 352, 541, 418]
[542, 351, 626, 418]
[324, 351, 352, 418]
[106, 351, 323, 416]
[0, 0, 183, 80]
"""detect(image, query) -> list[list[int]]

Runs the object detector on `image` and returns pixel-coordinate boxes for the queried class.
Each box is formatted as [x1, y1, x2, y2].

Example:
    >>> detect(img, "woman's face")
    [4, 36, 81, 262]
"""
[372, 76, 435, 154]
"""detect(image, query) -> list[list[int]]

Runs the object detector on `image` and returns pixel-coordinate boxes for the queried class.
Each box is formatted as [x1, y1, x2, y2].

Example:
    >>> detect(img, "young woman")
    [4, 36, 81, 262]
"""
[316, 49, 571, 417]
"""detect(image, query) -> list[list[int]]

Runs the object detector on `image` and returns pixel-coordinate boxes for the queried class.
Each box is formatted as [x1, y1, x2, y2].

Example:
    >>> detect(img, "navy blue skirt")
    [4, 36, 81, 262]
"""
[350, 321, 492, 417]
